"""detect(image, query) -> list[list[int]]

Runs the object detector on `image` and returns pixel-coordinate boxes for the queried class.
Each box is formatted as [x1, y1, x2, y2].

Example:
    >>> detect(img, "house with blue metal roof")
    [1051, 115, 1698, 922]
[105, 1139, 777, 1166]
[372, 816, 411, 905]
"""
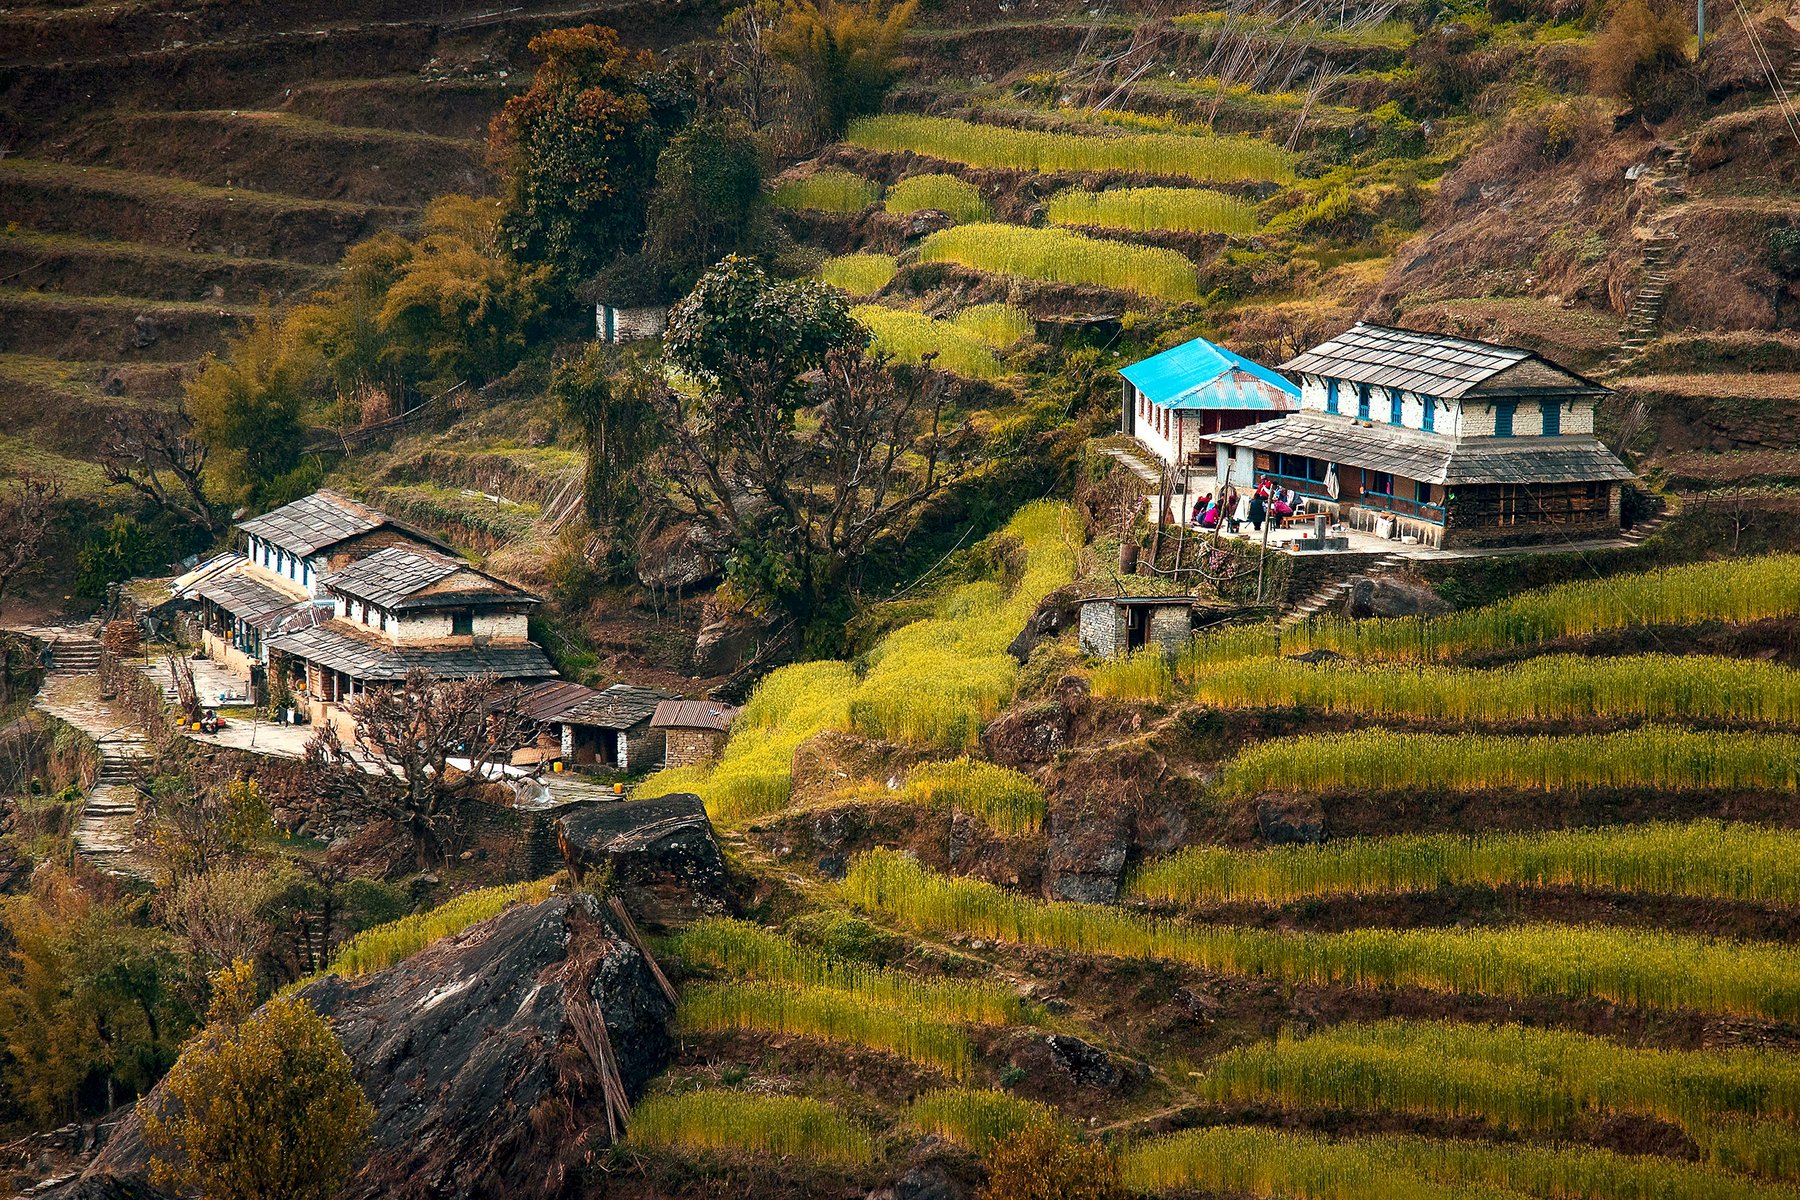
[1119, 335, 1299, 478]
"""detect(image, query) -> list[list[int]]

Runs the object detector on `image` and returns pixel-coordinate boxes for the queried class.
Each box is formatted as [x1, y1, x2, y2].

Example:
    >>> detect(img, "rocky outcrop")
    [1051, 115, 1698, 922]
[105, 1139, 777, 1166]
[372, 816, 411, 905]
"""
[1005, 585, 1082, 664]
[1341, 574, 1451, 619]
[982, 675, 1090, 769]
[634, 520, 723, 592]
[557, 793, 732, 927]
[56, 893, 675, 1200]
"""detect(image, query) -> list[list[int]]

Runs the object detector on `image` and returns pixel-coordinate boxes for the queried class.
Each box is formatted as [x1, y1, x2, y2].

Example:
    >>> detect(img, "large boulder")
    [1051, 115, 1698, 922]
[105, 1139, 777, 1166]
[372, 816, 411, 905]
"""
[557, 793, 732, 926]
[56, 893, 675, 1200]
[1341, 574, 1451, 619]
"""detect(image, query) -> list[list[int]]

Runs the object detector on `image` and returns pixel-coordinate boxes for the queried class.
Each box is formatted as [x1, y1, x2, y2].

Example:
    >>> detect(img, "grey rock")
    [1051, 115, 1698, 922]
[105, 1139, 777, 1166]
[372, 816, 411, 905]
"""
[1257, 794, 1326, 845]
[558, 792, 731, 926]
[1044, 803, 1129, 904]
[1342, 575, 1450, 620]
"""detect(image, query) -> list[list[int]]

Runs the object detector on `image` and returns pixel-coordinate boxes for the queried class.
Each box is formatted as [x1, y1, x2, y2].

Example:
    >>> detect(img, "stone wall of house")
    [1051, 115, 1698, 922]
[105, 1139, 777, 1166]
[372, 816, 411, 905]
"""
[598, 304, 668, 344]
[621, 724, 667, 773]
[1077, 602, 1127, 659]
[1147, 605, 1193, 656]
[663, 727, 726, 769]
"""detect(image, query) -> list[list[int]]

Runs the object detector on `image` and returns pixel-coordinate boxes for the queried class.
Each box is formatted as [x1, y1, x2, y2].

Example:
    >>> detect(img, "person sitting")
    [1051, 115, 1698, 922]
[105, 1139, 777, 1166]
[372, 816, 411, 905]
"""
[1270, 488, 1294, 521]
[1190, 493, 1211, 527]
[1199, 500, 1219, 529]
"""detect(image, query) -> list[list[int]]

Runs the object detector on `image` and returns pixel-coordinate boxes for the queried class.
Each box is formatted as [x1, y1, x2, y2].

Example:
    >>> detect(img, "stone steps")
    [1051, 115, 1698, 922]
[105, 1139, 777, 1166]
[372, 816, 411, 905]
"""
[1283, 552, 1406, 625]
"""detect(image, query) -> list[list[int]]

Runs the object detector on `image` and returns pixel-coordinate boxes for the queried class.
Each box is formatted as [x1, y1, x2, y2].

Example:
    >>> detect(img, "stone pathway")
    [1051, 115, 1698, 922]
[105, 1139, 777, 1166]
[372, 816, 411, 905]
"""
[14, 628, 153, 879]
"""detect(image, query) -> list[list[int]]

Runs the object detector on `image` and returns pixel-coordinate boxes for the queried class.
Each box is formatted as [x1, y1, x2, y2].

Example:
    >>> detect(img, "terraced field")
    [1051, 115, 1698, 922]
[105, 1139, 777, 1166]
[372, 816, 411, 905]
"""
[0, 0, 706, 496]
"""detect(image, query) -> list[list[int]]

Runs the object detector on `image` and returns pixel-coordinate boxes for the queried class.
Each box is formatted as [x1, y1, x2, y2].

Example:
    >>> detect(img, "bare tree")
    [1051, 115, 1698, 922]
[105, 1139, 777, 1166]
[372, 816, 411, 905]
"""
[100, 401, 224, 536]
[0, 469, 62, 612]
[302, 670, 533, 869]
[719, 0, 784, 129]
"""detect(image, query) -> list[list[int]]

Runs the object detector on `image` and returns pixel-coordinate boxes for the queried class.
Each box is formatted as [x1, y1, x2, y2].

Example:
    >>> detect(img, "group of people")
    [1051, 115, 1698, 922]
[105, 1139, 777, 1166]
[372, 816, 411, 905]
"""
[1189, 478, 1302, 534]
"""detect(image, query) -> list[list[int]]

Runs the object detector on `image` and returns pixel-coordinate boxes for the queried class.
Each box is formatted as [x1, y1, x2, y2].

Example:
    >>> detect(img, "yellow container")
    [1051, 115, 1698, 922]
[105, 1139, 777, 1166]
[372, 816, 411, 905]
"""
[191, 722, 202, 731]
[552, 760, 564, 773]
[613, 783, 624, 795]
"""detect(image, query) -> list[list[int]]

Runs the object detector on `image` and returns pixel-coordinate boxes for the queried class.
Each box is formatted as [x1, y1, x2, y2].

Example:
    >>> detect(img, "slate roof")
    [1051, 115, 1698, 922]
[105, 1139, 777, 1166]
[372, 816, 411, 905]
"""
[268, 623, 557, 682]
[195, 565, 309, 629]
[238, 490, 385, 556]
[323, 546, 536, 611]
[1217, 415, 1634, 485]
[651, 699, 740, 732]
[561, 684, 681, 731]
[515, 680, 606, 724]
[1280, 323, 1605, 400]
[1121, 336, 1299, 412]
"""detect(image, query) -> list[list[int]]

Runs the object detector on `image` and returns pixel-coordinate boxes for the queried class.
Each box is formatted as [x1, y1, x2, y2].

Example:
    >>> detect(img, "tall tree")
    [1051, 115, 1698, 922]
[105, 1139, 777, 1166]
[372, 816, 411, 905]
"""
[719, 0, 785, 129]
[660, 256, 973, 641]
[302, 671, 531, 869]
[641, 111, 767, 294]
[487, 25, 692, 290]
[773, 0, 916, 141]
[99, 402, 222, 537]
[0, 470, 62, 613]
[549, 342, 664, 536]
[185, 310, 312, 509]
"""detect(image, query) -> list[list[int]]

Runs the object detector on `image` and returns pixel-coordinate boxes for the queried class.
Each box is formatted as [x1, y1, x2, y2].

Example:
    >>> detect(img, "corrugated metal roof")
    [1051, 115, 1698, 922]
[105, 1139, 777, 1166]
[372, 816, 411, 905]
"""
[237, 490, 385, 556]
[268, 623, 557, 682]
[1217, 415, 1633, 485]
[651, 699, 740, 731]
[1120, 336, 1299, 412]
[1280, 323, 1604, 401]
[561, 684, 681, 730]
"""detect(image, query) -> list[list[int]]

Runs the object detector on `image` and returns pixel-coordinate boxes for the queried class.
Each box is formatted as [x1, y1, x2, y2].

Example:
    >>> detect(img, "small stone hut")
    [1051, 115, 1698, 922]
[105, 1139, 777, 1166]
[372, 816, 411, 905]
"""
[651, 699, 740, 769]
[1077, 595, 1196, 659]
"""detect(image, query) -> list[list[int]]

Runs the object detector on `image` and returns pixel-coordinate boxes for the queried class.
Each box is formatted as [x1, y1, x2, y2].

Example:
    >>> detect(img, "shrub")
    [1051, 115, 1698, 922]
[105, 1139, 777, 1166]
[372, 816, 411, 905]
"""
[629, 1089, 874, 1165]
[1590, 0, 1692, 117]
[1047, 186, 1258, 235]
[981, 1121, 1125, 1200]
[919, 223, 1200, 302]
[848, 114, 1297, 184]
[885, 172, 991, 222]
[820, 252, 898, 295]
[144, 963, 373, 1200]
[771, 166, 881, 212]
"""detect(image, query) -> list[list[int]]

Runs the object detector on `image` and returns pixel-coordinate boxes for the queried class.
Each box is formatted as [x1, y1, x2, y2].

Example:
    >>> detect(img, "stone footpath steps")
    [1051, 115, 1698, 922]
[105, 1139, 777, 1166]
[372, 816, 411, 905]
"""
[1283, 552, 1406, 625]
[1621, 505, 1673, 545]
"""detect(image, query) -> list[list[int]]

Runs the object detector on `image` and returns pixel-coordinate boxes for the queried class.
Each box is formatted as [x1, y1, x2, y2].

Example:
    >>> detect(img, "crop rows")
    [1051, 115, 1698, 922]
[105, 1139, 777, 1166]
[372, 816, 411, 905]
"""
[1131, 819, 1800, 907]
[1122, 1125, 1788, 1200]
[820, 252, 898, 296]
[641, 502, 1077, 820]
[680, 982, 973, 1076]
[852, 304, 1005, 379]
[908, 1088, 1055, 1153]
[1203, 1020, 1800, 1180]
[895, 758, 1046, 836]
[919, 223, 1200, 302]
[1048, 185, 1259, 235]
[670, 917, 1033, 1025]
[1214, 727, 1800, 801]
[848, 113, 1297, 184]
[629, 1089, 873, 1165]
[884, 172, 990, 222]
[844, 849, 1800, 1020]
[770, 166, 880, 212]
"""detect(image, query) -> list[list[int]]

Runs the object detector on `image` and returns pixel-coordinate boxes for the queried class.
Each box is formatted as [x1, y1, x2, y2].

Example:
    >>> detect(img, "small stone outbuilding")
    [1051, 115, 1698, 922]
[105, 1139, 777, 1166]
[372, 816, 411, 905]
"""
[556, 684, 680, 772]
[651, 699, 740, 768]
[1077, 595, 1196, 659]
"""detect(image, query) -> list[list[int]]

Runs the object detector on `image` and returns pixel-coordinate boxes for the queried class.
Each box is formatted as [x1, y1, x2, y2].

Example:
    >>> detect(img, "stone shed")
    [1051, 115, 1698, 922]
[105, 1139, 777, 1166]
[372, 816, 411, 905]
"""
[651, 699, 740, 768]
[1077, 595, 1197, 659]
[555, 683, 679, 772]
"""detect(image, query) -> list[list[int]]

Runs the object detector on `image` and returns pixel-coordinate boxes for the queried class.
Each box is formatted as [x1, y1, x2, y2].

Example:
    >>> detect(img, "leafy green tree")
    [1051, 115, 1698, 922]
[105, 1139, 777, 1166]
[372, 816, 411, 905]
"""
[660, 257, 971, 642]
[0, 869, 195, 1126]
[487, 25, 692, 290]
[145, 962, 373, 1200]
[73, 515, 178, 602]
[549, 343, 664, 544]
[185, 310, 312, 509]
[773, 0, 916, 141]
[642, 111, 767, 294]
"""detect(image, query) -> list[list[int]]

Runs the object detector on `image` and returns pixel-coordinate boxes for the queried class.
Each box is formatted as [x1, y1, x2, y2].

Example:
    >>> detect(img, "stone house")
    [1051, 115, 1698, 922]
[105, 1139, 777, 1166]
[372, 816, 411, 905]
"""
[651, 699, 740, 768]
[1213, 323, 1634, 548]
[1078, 596, 1196, 659]
[553, 684, 681, 772]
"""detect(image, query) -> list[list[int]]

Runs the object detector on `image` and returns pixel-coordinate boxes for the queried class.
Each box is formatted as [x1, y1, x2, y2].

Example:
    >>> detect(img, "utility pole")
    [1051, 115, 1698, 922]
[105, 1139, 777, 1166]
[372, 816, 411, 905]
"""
[1696, 0, 1704, 54]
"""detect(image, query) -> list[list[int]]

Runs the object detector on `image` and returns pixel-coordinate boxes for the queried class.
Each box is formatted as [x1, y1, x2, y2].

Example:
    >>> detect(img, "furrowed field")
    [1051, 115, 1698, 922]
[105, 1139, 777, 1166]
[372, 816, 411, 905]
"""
[1131, 820, 1800, 906]
[847, 113, 1297, 184]
[845, 850, 1800, 1020]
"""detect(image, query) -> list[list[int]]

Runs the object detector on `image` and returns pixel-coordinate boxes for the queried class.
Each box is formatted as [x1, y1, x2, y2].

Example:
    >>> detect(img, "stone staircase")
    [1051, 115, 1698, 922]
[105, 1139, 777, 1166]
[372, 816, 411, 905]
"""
[1607, 231, 1680, 370]
[1620, 503, 1673, 546]
[1283, 552, 1406, 625]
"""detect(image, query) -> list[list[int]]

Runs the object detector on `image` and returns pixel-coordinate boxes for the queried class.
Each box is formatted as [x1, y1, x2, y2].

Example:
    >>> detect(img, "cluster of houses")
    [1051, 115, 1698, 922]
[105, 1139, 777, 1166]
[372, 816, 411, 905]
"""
[166, 489, 737, 768]
[1120, 322, 1633, 549]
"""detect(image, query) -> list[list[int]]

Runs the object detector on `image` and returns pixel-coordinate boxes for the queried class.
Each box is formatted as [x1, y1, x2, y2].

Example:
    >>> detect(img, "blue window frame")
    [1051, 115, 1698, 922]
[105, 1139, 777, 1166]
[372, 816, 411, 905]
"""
[1356, 383, 1371, 420]
[1493, 401, 1516, 438]
[1389, 390, 1404, 426]
[1365, 470, 1394, 496]
[1325, 379, 1339, 414]
[1541, 400, 1561, 436]
[1421, 395, 1435, 433]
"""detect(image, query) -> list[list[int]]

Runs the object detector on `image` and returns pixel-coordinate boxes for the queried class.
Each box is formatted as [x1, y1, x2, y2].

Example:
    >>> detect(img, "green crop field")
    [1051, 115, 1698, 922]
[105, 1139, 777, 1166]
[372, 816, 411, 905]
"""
[771, 166, 881, 212]
[323, 878, 555, 979]
[1214, 727, 1800, 801]
[846, 849, 1800, 1019]
[679, 981, 974, 1076]
[852, 304, 1005, 379]
[918, 223, 1200, 302]
[1203, 1020, 1800, 1180]
[884, 172, 990, 222]
[909, 1088, 1056, 1153]
[1131, 819, 1800, 906]
[950, 302, 1033, 347]
[848, 113, 1297, 184]
[820, 252, 898, 295]
[1047, 185, 1260, 235]
[629, 1090, 873, 1166]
